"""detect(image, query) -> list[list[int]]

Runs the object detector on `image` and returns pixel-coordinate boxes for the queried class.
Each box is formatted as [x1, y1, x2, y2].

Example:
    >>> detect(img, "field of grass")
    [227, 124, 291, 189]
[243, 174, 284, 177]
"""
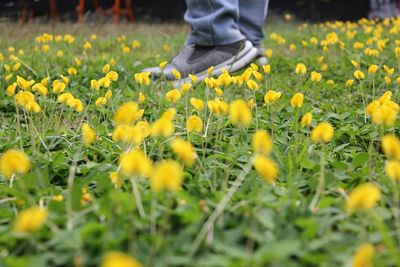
[1, 18, 400, 267]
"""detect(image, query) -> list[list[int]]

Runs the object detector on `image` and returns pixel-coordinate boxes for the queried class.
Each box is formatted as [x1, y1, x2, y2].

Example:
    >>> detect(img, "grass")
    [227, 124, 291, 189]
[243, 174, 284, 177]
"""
[0, 18, 400, 267]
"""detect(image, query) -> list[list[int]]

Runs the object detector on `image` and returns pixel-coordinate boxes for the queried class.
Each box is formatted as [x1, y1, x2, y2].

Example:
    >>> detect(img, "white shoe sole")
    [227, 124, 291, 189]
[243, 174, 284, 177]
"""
[174, 40, 258, 87]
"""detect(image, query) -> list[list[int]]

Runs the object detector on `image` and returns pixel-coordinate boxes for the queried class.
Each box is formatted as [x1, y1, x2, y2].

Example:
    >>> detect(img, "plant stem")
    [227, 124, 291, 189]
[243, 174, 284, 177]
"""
[188, 161, 252, 257]
[309, 147, 326, 213]
[130, 176, 145, 218]
[370, 210, 400, 266]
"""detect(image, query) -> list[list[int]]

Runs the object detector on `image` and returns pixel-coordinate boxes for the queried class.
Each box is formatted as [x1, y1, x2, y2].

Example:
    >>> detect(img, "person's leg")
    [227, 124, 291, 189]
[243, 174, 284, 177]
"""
[184, 0, 245, 46]
[369, 0, 398, 19]
[238, 0, 269, 47]
[142, 0, 259, 82]
[238, 0, 269, 64]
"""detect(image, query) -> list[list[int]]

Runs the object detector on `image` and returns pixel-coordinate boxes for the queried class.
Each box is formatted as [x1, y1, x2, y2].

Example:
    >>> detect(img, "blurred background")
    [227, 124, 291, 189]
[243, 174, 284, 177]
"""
[0, 0, 398, 25]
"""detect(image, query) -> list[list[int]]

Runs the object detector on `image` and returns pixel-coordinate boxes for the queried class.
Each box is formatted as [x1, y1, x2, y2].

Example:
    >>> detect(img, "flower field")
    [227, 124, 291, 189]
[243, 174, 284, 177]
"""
[1, 19, 400, 266]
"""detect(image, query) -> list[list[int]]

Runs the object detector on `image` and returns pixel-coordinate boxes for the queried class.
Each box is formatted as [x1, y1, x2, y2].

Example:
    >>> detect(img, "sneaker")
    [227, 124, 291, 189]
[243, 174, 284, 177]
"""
[142, 40, 258, 83]
[254, 45, 268, 65]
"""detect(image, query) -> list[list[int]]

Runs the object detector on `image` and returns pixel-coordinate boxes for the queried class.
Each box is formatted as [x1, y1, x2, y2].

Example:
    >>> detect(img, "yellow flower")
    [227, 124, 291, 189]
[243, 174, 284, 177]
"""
[0, 149, 31, 178]
[247, 99, 255, 108]
[246, 79, 259, 91]
[5, 73, 13, 82]
[41, 77, 49, 86]
[95, 97, 107, 106]
[383, 64, 394, 75]
[106, 71, 119, 82]
[114, 102, 139, 125]
[186, 115, 203, 133]
[382, 135, 400, 160]
[379, 91, 392, 104]
[4, 64, 10, 72]
[366, 100, 380, 116]
[138, 92, 145, 103]
[112, 125, 144, 145]
[118, 149, 152, 177]
[368, 64, 378, 74]
[190, 97, 204, 110]
[351, 60, 359, 68]
[252, 70, 262, 81]
[151, 118, 175, 137]
[189, 74, 198, 83]
[159, 61, 168, 70]
[101, 251, 142, 267]
[163, 44, 171, 52]
[352, 243, 374, 267]
[161, 108, 176, 120]
[32, 83, 48, 96]
[385, 160, 400, 181]
[150, 160, 183, 192]
[134, 72, 151, 86]
[207, 66, 214, 76]
[12, 62, 21, 71]
[214, 88, 223, 96]
[136, 121, 151, 138]
[180, 83, 192, 93]
[109, 172, 123, 188]
[13, 206, 48, 234]
[290, 92, 304, 108]
[310, 122, 334, 143]
[82, 123, 96, 146]
[384, 76, 392, 84]
[353, 70, 365, 80]
[67, 67, 77, 76]
[52, 81, 66, 94]
[71, 99, 84, 112]
[6, 83, 17, 96]
[207, 98, 229, 116]
[346, 183, 381, 212]
[41, 44, 50, 53]
[218, 73, 232, 86]
[105, 90, 112, 100]
[90, 79, 99, 91]
[229, 99, 252, 127]
[252, 154, 278, 183]
[102, 64, 110, 73]
[289, 44, 296, 51]
[98, 77, 111, 88]
[63, 34, 75, 44]
[57, 93, 74, 104]
[172, 69, 181, 80]
[171, 138, 196, 166]
[295, 63, 307, 74]
[346, 79, 354, 87]
[264, 90, 281, 104]
[301, 112, 313, 128]
[132, 40, 140, 49]
[265, 49, 273, 58]
[310, 71, 322, 82]
[165, 89, 181, 102]
[17, 76, 34, 91]
[371, 102, 397, 127]
[252, 130, 272, 154]
[83, 41, 92, 50]
[262, 64, 271, 74]
[52, 194, 64, 202]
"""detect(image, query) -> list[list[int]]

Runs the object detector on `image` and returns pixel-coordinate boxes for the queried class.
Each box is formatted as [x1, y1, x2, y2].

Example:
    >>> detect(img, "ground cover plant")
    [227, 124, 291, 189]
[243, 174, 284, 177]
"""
[1, 18, 400, 267]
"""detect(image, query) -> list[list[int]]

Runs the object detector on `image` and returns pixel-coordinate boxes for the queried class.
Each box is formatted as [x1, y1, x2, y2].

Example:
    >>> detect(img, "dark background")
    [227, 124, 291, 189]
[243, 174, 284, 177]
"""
[0, 0, 371, 22]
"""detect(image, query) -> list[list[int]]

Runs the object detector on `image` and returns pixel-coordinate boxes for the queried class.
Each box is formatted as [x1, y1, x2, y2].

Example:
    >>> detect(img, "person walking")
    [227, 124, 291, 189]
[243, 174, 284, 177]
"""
[144, 0, 270, 82]
[369, 0, 398, 19]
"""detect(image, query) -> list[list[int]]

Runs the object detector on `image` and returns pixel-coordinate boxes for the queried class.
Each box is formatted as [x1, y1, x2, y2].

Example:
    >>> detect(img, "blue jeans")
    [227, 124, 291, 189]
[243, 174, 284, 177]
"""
[184, 0, 269, 46]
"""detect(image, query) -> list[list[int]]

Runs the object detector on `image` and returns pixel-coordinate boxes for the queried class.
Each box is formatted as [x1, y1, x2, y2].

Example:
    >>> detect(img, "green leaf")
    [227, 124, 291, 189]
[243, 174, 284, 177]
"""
[352, 152, 370, 168]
